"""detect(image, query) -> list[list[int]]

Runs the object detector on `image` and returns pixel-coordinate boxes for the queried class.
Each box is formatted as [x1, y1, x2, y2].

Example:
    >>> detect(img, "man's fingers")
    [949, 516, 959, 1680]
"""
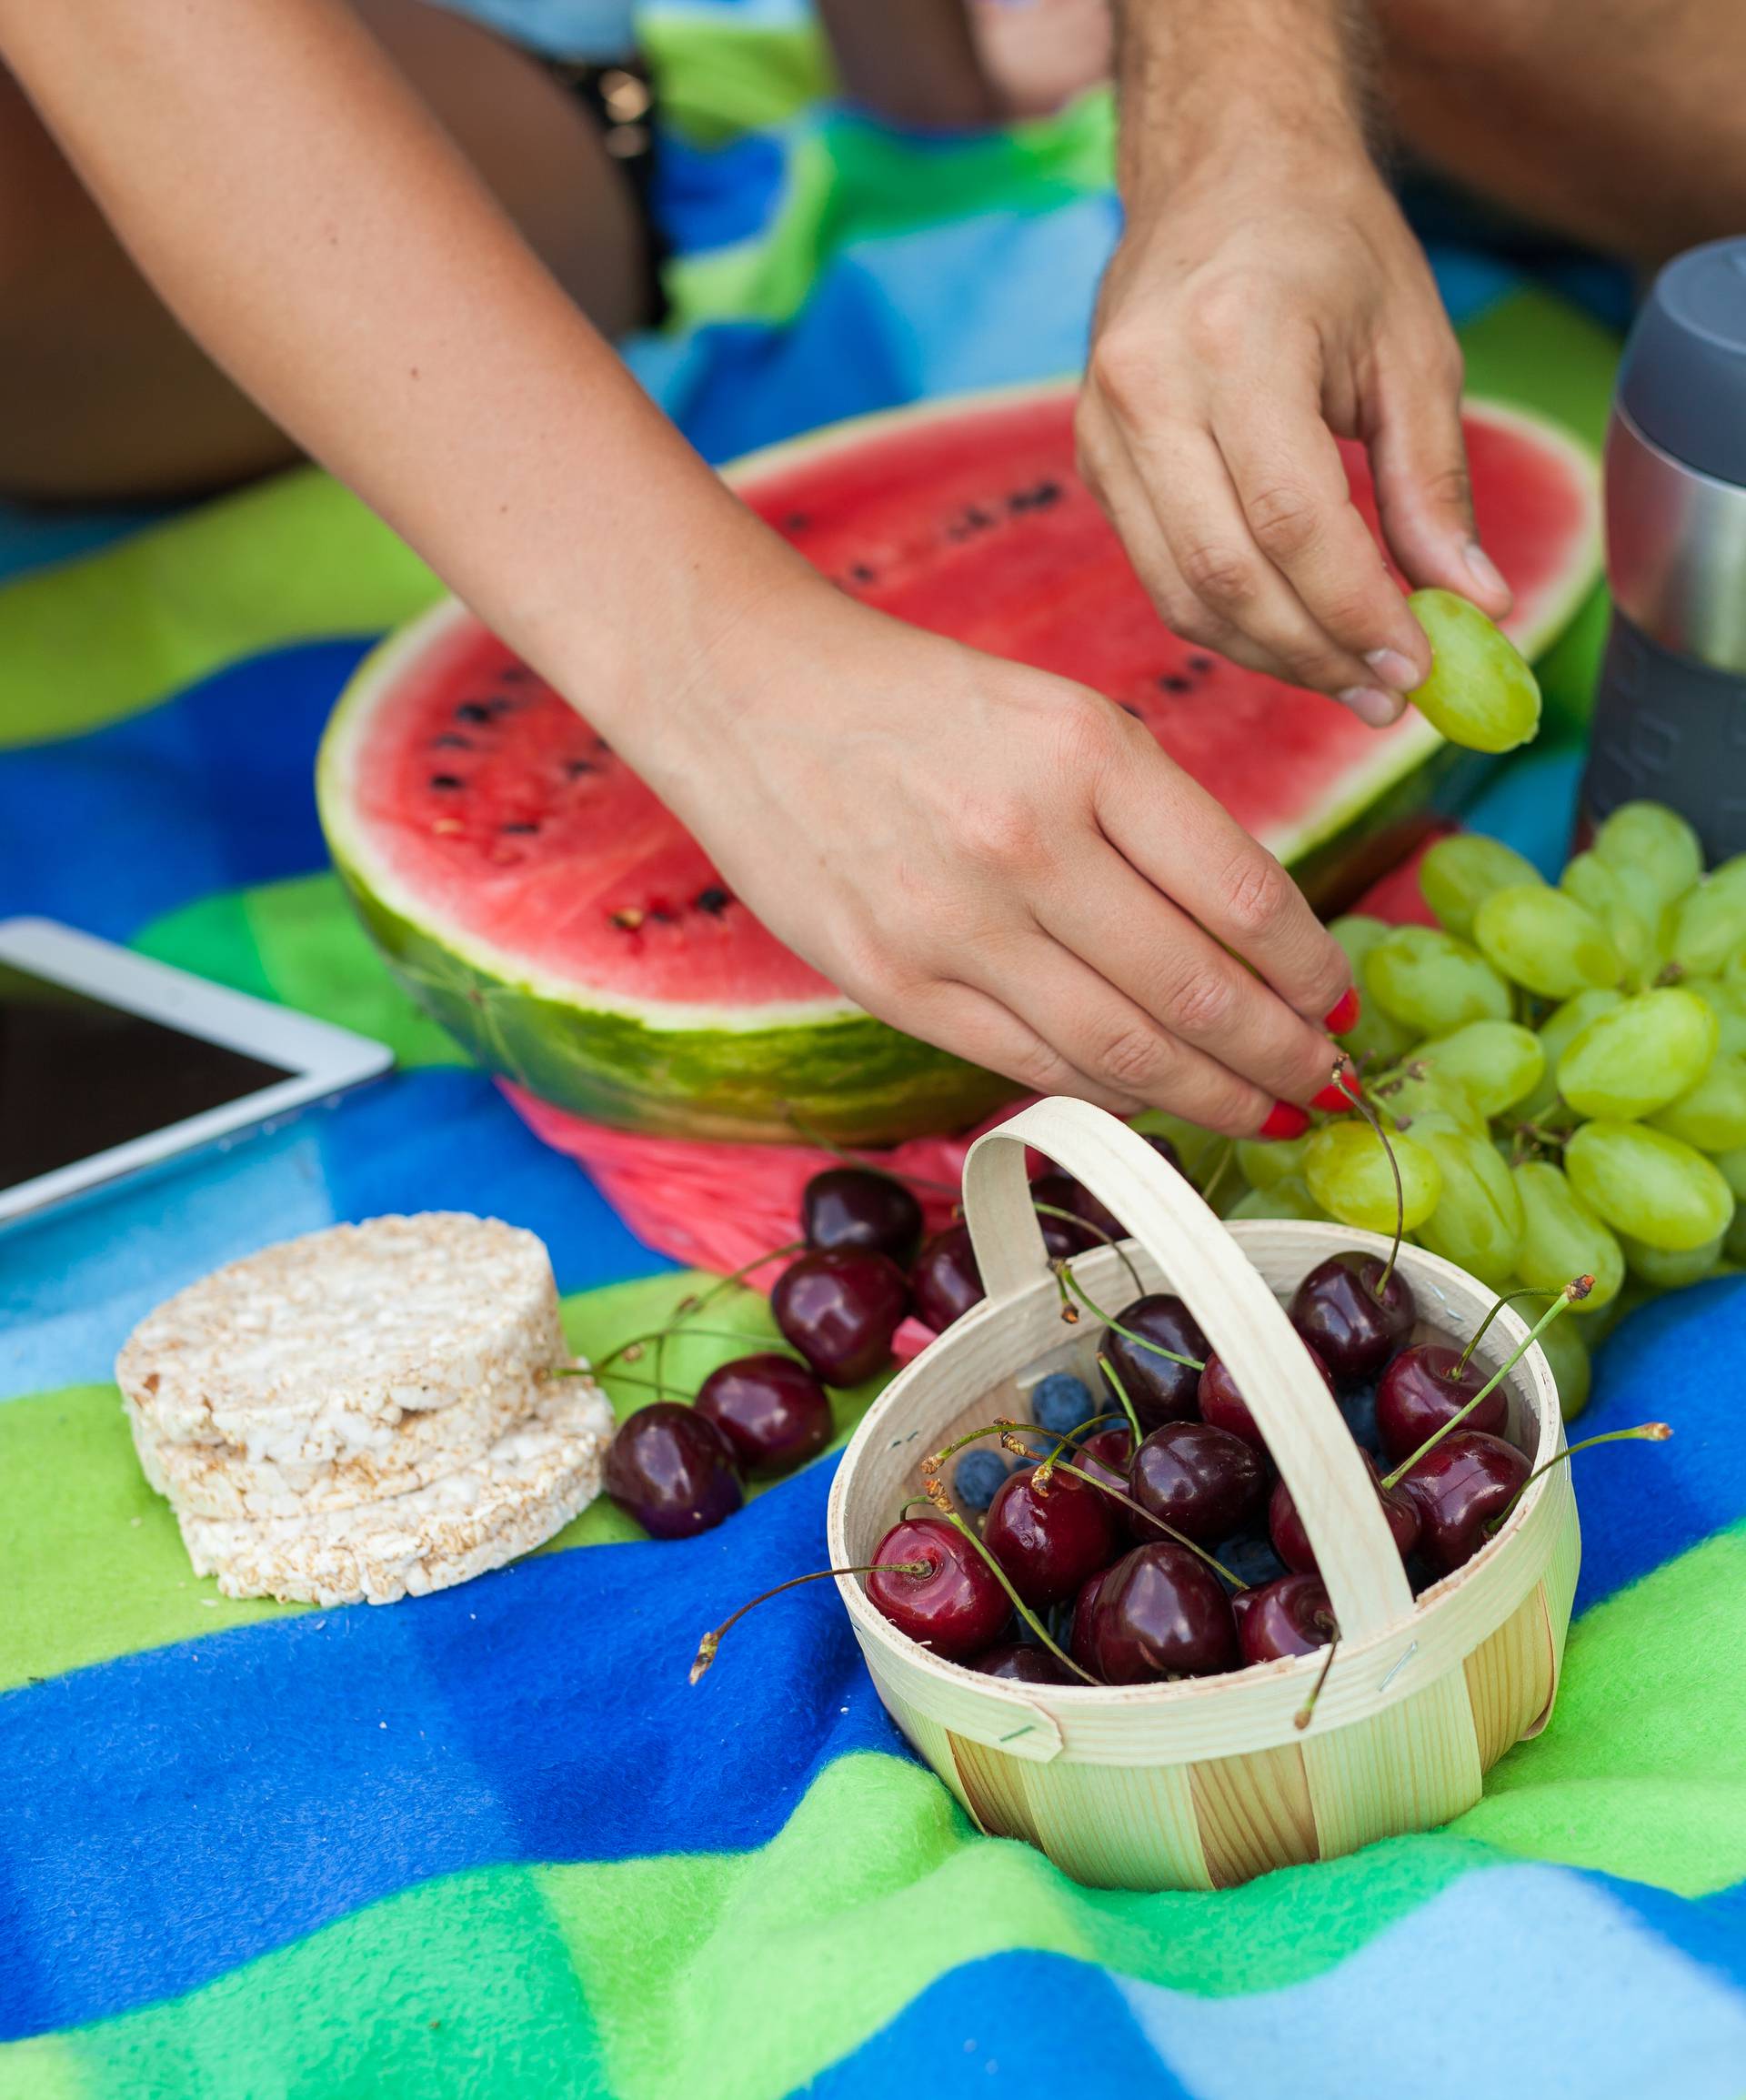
[1369, 351, 1512, 618]
[1036, 839, 1347, 1105]
[1098, 741, 1353, 1025]
[1211, 377, 1430, 695]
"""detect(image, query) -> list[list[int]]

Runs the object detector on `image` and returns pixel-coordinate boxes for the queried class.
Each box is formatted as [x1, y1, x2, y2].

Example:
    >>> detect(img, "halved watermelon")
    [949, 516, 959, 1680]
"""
[317, 385, 1598, 1145]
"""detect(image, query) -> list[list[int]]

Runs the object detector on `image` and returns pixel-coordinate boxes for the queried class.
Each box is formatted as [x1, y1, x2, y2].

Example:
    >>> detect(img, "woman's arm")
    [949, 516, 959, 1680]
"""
[0, 0, 1353, 1133]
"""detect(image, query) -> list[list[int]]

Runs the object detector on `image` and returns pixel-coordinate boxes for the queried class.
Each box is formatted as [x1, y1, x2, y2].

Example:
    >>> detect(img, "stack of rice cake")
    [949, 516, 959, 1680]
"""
[116, 1212, 614, 1606]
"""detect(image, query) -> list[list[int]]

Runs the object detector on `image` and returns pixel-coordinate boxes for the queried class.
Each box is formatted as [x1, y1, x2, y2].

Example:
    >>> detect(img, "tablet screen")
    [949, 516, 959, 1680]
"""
[0, 961, 295, 1191]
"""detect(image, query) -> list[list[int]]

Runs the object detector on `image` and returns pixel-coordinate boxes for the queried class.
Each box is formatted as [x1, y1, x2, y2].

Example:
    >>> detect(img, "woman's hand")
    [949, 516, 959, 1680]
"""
[628, 577, 1354, 1136]
[1079, 151, 1511, 728]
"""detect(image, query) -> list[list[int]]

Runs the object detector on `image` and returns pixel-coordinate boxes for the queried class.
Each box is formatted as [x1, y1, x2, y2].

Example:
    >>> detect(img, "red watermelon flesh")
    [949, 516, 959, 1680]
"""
[318, 386, 1598, 1143]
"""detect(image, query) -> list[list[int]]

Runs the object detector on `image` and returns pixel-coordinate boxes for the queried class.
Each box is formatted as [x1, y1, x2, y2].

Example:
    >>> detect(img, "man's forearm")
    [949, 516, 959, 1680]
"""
[1113, 0, 1377, 208]
[0, 0, 798, 723]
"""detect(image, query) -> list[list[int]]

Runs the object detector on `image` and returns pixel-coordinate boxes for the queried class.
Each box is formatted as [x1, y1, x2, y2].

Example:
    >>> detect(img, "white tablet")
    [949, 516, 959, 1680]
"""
[0, 917, 394, 1229]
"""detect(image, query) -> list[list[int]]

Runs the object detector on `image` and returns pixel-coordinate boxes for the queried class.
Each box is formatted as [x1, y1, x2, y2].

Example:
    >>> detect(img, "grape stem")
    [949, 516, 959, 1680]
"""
[1379, 1276, 1593, 1490]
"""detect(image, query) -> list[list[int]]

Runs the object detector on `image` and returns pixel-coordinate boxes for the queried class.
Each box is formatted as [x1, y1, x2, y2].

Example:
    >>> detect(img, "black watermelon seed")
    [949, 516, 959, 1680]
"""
[432, 732, 473, 749]
[565, 758, 598, 779]
[784, 512, 810, 533]
[500, 821, 539, 835]
[695, 887, 731, 915]
[456, 701, 493, 724]
[1158, 674, 1193, 694]
[1188, 654, 1215, 673]
[966, 506, 993, 529]
[848, 563, 878, 586]
[648, 906, 677, 924]
[429, 774, 464, 790]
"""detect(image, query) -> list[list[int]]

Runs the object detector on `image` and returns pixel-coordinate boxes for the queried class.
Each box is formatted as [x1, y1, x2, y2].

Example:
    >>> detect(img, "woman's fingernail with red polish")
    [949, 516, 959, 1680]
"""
[1259, 1102, 1310, 1140]
[1323, 988, 1360, 1034]
[1311, 1080, 1355, 1111]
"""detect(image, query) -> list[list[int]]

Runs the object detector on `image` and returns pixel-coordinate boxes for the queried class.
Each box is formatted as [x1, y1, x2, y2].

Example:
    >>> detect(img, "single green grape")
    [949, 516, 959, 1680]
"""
[1564, 1120, 1735, 1252]
[1304, 1120, 1442, 1234]
[1515, 987, 1625, 1123]
[1365, 925, 1513, 1034]
[1414, 1127, 1525, 1287]
[1669, 880, 1746, 979]
[1560, 851, 1670, 990]
[1368, 1061, 1488, 1138]
[1418, 834, 1544, 942]
[1617, 1228, 1728, 1291]
[1647, 1050, 1746, 1152]
[1416, 1020, 1544, 1118]
[1556, 988, 1718, 1120]
[1512, 1158, 1624, 1313]
[1228, 1177, 1323, 1222]
[1471, 883, 1623, 1000]
[1683, 977, 1746, 1057]
[1532, 1310, 1591, 1422]
[1406, 588, 1541, 753]
[1329, 915, 1420, 1066]
[1592, 800, 1703, 903]
[1235, 1134, 1310, 1191]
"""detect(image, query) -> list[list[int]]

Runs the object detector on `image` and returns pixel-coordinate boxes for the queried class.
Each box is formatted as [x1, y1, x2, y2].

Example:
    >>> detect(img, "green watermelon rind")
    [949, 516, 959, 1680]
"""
[317, 388, 1599, 1144]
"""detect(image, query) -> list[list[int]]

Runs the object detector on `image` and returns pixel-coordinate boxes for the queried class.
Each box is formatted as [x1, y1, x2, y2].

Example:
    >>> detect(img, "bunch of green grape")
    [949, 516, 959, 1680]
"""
[1143, 800, 1746, 1423]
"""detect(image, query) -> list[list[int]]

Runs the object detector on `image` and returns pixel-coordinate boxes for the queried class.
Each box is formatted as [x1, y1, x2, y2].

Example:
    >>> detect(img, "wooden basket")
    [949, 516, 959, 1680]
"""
[828, 1098, 1579, 1891]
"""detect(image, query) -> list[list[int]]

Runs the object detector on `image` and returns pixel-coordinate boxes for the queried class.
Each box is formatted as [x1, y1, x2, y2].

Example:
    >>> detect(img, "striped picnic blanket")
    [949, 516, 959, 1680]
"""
[6, 5, 1746, 2095]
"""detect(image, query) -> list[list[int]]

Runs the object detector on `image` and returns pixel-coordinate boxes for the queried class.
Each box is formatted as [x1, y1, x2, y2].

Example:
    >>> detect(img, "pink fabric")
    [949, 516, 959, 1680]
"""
[501, 829, 1443, 1323]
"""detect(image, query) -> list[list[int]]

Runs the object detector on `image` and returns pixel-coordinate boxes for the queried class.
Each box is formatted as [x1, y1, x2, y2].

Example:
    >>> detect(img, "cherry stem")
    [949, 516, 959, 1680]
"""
[690, 1562, 929, 1684]
[1334, 1068, 1405, 1296]
[923, 1417, 1049, 1472]
[1055, 1264, 1206, 1372]
[1380, 1277, 1593, 1490]
[655, 1240, 806, 1400]
[1029, 1200, 1145, 1297]
[780, 1106, 960, 1195]
[1043, 1457, 1249, 1590]
[1454, 1288, 1551, 1377]
[933, 1503, 1102, 1684]
[1482, 1422, 1672, 1537]
[593, 1324, 802, 1373]
[1199, 1139, 1239, 1211]
[1293, 1623, 1342, 1731]
[1097, 1351, 1146, 1444]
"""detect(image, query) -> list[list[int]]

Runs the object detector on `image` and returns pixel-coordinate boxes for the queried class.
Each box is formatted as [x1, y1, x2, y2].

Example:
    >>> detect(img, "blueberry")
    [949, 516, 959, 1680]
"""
[1339, 1382, 1383, 1455]
[953, 1447, 1012, 1512]
[1031, 1372, 1094, 1436]
[1213, 1532, 1289, 1593]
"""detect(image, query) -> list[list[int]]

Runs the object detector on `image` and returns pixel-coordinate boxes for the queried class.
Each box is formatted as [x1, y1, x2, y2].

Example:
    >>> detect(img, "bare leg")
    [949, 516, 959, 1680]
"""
[0, 0, 649, 500]
[1380, 0, 1746, 266]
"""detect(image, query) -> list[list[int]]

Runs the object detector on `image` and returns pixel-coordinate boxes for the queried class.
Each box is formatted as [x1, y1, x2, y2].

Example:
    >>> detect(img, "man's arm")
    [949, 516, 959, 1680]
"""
[1079, 0, 1511, 723]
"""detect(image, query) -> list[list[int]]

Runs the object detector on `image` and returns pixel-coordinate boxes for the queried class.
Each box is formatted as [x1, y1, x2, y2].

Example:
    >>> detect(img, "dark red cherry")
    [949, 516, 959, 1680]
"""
[694, 1352, 833, 1477]
[1129, 1421, 1267, 1545]
[983, 1466, 1119, 1608]
[1099, 1293, 1209, 1432]
[1269, 1448, 1420, 1573]
[964, 1641, 1077, 1683]
[605, 1403, 742, 1539]
[1397, 1430, 1530, 1573]
[1289, 1253, 1415, 1382]
[1375, 1342, 1506, 1463]
[1029, 1173, 1102, 1256]
[1069, 1565, 1110, 1670]
[910, 1223, 985, 1333]
[1079, 1542, 1239, 1683]
[1073, 1424, 1135, 1517]
[771, 1248, 909, 1385]
[801, 1166, 924, 1268]
[1232, 1574, 1336, 1663]
[866, 1517, 1011, 1658]
[1198, 1343, 1336, 1452]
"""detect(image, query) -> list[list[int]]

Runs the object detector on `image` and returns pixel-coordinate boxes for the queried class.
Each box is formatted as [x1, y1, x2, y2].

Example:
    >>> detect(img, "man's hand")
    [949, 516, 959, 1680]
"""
[1079, 1, 1512, 726]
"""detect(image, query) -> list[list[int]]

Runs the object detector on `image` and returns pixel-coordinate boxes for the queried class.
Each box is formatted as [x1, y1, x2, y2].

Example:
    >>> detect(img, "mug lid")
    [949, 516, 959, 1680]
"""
[1620, 237, 1746, 485]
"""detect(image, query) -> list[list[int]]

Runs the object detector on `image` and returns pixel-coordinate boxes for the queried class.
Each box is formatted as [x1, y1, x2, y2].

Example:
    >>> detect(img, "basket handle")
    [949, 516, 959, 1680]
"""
[962, 1098, 1415, 1644]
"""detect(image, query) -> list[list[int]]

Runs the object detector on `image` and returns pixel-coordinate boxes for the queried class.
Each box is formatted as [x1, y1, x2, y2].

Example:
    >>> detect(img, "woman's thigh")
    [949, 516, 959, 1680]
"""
[0, 0, 650, 501]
